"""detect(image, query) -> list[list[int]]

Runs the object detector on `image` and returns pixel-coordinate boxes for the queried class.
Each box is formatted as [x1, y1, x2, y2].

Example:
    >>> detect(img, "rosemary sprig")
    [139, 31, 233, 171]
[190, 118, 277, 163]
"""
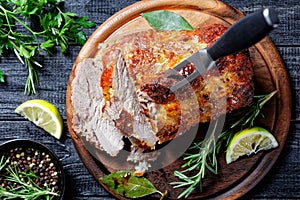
[171, 91, 277, 198]
[171, 119, 220, 198]
[0, 155, 9, 171]
[0, 155, 59, 200]
[217, 90, 277, 151]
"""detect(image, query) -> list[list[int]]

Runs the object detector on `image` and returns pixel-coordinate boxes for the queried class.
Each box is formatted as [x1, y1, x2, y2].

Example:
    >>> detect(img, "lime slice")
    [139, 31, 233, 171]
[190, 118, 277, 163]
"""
[226, 127, 278, 164]
[15, 99, 63, 139]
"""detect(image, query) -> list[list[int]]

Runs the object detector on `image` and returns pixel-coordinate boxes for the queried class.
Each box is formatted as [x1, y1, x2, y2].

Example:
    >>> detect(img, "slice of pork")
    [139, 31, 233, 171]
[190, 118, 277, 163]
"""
[71, 59, 124, 156]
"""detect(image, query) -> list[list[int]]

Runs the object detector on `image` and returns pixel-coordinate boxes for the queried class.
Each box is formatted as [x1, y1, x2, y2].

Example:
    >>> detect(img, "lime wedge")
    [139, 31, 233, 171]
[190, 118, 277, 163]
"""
[15, 99, 63, 139]
[226, 127, 278, 164]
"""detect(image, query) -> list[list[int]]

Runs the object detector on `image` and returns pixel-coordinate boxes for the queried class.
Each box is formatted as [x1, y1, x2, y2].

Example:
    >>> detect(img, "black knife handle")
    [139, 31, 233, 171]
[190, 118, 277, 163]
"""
[207, 8, 279, 61]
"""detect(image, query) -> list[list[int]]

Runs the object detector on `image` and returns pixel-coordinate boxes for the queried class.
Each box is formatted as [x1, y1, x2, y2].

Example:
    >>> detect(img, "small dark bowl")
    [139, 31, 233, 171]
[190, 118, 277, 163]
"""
[0, 139, 65, 200]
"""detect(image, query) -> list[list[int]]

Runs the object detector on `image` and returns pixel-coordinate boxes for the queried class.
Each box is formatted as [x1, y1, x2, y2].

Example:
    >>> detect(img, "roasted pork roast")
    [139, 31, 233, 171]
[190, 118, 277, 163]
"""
[70, 24, 254, 172]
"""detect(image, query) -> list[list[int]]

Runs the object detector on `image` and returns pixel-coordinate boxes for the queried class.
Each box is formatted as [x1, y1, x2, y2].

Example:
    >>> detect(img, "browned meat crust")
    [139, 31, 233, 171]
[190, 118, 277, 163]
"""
[98, 24, 254, 145]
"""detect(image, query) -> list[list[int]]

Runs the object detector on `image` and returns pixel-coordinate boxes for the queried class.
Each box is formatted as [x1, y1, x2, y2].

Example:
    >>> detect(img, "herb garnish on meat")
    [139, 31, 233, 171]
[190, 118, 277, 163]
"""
[171, 91, 277, 198]
[143, 11, 276, 198]
[90, 9, 276, 199]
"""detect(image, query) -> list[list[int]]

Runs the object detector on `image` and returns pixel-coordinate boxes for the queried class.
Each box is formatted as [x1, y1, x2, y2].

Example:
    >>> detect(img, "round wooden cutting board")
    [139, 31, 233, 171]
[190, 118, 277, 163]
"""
[66, 0, 291, 199]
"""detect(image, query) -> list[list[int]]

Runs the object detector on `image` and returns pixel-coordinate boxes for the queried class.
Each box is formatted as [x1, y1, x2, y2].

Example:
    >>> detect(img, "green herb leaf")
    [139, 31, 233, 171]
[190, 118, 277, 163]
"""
[0, 0, 95, 94]
[100, 171, 165, 199]
[19, 45, 31, 59]
[40, 40, 55, 51]
[141, 10, 194, 30]
[0, 70, 5, 83]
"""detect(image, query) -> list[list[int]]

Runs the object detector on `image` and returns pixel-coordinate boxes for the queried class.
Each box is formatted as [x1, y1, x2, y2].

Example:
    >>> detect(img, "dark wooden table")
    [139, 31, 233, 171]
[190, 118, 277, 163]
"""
[0, 0, 299, 199]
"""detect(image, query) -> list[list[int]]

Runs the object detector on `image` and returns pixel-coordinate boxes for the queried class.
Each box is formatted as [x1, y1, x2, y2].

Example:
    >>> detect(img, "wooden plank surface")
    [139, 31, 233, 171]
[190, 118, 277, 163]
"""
[0, 0, 299, 199]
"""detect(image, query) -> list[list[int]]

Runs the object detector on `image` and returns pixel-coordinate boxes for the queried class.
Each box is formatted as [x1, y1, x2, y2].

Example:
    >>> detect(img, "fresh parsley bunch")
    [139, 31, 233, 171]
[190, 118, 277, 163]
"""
[0, 0, 95, 94]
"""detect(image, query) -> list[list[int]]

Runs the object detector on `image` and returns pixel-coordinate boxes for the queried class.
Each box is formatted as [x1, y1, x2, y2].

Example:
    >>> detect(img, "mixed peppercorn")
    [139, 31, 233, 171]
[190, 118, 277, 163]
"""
[0, 145, 62, 199]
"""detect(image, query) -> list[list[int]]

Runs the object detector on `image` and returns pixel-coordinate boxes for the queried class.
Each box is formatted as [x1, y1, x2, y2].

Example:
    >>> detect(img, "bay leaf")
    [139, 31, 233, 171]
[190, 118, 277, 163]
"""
[100, 171, 162, 198]
[141, 10, 194, 30]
